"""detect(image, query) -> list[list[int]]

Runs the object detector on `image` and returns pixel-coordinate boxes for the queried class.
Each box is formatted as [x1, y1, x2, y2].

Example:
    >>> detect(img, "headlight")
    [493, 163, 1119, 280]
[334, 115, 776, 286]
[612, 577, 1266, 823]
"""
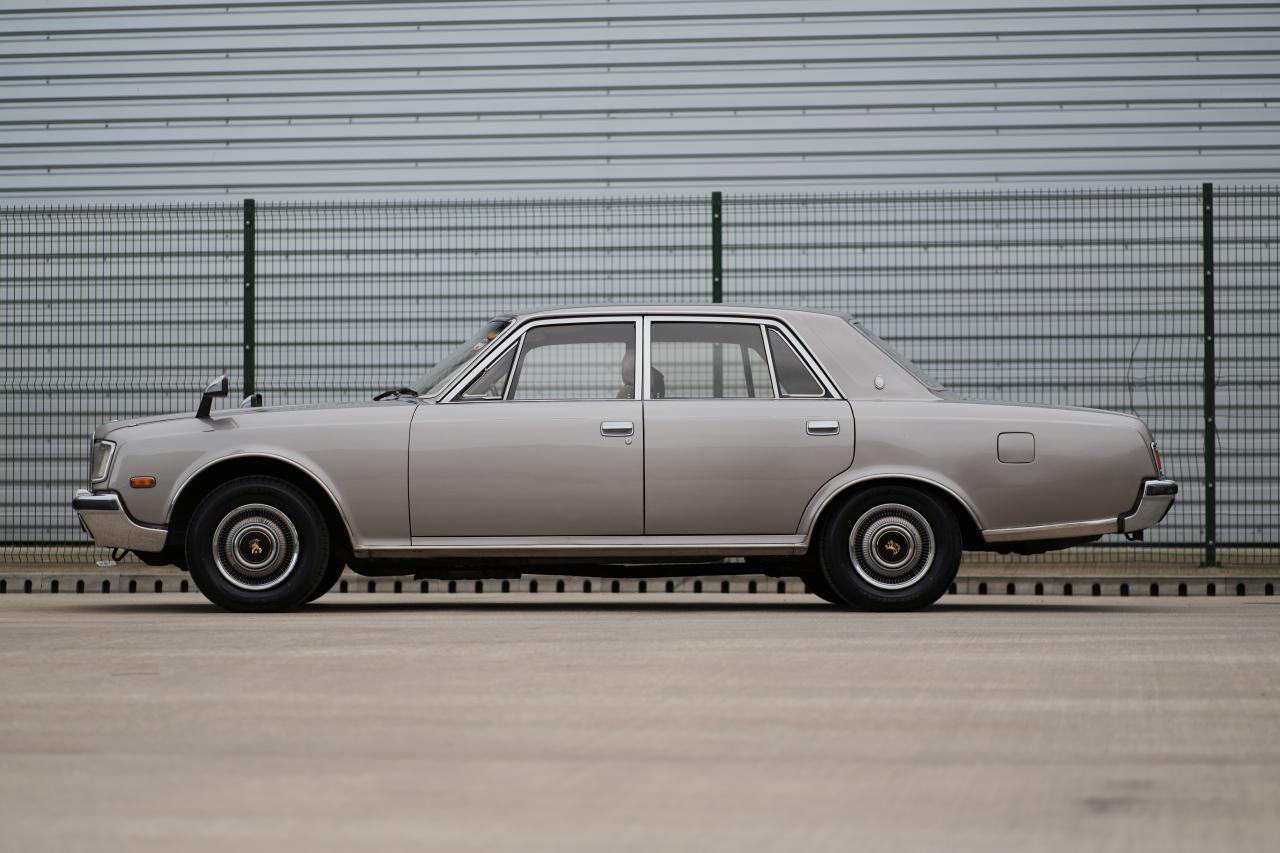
[89, 439, 116, 484]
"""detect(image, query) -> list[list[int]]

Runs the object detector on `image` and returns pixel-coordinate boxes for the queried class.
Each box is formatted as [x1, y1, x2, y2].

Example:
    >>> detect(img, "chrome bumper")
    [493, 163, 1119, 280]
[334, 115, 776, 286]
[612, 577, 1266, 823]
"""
[1119, 479, 1178, 534]
[72, 489, 168, 552]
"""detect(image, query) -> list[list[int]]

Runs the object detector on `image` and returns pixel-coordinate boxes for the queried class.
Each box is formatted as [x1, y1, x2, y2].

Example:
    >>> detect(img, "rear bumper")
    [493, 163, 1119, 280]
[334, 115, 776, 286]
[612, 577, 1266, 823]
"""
[983, 478, 1178, 544]
[72, 489, 168, 552]
[1119, 479, 1178, 534]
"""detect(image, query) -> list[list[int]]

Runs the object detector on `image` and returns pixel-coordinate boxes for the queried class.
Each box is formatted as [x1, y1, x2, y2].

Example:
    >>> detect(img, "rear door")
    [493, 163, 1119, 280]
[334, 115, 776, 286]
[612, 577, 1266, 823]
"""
[642, 317, 854, 535]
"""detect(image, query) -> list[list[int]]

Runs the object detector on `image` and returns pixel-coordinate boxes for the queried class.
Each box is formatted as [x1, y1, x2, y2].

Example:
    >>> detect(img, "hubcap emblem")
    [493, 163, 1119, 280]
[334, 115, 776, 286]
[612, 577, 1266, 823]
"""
[234, 528, 275, 565]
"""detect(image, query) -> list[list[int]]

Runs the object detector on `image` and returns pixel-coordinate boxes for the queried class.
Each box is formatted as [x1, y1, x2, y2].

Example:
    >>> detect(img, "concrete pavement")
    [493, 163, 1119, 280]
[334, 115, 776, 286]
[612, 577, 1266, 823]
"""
[1, 594, 1278, 852]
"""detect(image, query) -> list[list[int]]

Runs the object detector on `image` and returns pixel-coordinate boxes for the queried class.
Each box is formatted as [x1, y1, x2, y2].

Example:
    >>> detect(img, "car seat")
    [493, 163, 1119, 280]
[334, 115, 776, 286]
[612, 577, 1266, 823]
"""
[617, 349, 666, 399]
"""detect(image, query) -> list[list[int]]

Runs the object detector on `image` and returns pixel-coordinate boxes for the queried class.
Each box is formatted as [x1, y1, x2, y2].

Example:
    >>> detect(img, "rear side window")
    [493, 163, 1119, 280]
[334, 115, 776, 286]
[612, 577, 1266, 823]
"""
[766, 328, 825, 397]
[649, 322, 774, 399]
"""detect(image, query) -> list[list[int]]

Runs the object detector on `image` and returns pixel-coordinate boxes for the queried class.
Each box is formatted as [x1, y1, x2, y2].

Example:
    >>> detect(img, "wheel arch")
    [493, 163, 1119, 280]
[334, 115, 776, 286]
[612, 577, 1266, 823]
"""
[804, 475, 986, 552]
[166, 455, 355, 561]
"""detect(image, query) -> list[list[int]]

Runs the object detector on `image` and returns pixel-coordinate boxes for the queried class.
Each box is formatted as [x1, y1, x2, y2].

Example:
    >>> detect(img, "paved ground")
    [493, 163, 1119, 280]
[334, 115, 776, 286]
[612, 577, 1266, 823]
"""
[1, 594, 1278, 853]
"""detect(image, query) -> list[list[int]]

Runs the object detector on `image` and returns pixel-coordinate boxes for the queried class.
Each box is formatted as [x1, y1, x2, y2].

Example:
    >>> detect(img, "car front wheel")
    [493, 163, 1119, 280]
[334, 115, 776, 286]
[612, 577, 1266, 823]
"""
[818, 486, 961, 611]
[304, 551, 347, 604]
[186, 476, 330, 612]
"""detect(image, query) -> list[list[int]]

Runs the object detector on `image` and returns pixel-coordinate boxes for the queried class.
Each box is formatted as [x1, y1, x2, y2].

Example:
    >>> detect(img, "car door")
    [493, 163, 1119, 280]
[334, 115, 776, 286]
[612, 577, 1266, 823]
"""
[642, 317, 855, 535]
[409, 318, 644, 538]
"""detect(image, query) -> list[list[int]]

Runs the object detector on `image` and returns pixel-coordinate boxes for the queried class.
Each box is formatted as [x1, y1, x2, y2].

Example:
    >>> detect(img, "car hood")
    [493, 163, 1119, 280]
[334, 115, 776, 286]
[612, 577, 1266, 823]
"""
[93, 398, 416, 440]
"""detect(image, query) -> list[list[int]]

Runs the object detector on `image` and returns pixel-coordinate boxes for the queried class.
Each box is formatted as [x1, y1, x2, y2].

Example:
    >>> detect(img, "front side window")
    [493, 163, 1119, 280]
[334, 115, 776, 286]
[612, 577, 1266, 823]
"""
[507, 322, 636, 401]
[649, 322, 775, 399]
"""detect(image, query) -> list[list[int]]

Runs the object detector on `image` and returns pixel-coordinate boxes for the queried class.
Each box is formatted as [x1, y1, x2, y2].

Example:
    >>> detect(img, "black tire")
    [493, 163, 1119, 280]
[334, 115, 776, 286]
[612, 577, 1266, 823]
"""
[304, 550, 347, 604]
[818, 486, 961, 612]
[185, 476, 330, 612]
[802, 572, 848, 606]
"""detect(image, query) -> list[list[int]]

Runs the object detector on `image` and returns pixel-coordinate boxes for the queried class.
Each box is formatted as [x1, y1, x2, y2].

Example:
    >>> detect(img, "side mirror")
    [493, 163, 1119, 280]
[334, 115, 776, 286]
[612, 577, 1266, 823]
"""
[240, 393, 263, 409]
[196, 374, 229, 419]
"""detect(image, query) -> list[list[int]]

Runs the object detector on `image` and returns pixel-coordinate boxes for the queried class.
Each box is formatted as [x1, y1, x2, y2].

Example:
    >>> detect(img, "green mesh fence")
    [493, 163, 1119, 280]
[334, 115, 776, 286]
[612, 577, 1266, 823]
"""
[254, 199, 709, 404]
[2, 204, 243, 565]
[721, 188, 1210, 567]
[2, 188, 1274, 567]
[1216, 187, 1280, 565]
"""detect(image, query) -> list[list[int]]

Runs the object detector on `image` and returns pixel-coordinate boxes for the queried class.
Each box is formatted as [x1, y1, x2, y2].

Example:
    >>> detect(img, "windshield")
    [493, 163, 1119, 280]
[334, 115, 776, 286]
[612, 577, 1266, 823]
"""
[848, 318, 945, 391]
[413, 319, 512, 396]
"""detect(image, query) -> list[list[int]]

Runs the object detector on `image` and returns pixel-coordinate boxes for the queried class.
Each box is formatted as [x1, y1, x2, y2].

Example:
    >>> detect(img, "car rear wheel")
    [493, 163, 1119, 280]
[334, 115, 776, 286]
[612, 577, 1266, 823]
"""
[186, 476, 329, 612]
[818, 486, 961, 611]
[802, 572, 847, 606]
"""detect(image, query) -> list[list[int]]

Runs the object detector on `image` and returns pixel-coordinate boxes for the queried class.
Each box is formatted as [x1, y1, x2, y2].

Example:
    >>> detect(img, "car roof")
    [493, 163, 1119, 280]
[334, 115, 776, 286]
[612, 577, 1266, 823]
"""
[502, 303, 852, 324]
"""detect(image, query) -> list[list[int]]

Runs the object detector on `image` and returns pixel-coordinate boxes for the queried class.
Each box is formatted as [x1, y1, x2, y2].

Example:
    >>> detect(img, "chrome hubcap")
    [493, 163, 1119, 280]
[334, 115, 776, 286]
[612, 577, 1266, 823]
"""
[212, 503, 299, 591]
[848, 503, 934, 590]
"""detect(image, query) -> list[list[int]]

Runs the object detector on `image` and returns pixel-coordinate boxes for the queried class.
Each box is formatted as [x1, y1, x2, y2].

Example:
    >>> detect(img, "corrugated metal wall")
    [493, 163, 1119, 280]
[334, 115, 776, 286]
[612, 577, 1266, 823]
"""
[3, 1, 1278, 201]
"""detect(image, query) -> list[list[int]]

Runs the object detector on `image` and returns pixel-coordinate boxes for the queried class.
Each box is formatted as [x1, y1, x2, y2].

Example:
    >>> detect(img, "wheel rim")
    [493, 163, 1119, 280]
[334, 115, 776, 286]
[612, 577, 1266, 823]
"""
[848, 503, 935, 590]
[212, 503, 300, 591]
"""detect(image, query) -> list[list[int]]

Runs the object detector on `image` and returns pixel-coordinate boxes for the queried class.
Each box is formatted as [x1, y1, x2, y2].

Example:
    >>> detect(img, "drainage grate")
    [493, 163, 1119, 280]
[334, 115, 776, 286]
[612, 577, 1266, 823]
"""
[2, 573, 1276, 598]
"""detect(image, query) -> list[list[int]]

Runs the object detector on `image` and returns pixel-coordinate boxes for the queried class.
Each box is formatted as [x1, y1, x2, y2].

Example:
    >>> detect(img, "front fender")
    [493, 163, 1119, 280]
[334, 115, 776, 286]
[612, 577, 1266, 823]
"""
[102, 403, 415, 549]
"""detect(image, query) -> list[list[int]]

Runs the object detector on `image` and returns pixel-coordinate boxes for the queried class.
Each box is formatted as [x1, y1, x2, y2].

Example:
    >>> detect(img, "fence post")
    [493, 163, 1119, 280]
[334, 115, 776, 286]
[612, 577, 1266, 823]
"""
[710, 191, 723, 303]
[1201, 183, 1218, 567]
[711, 190, 721, 394]
[243, 198, 256, 397]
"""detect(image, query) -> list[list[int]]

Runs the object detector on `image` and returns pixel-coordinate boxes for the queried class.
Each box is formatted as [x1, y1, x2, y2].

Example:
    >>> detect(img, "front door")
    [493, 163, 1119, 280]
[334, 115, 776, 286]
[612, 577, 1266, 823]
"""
[409, 319, 644, 537]
[642, 318, 855, 535]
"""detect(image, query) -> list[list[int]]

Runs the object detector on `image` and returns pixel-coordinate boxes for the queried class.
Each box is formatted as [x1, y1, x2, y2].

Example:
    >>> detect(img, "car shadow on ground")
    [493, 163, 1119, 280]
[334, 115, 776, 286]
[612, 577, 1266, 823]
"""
[55, 597, 1168, 615]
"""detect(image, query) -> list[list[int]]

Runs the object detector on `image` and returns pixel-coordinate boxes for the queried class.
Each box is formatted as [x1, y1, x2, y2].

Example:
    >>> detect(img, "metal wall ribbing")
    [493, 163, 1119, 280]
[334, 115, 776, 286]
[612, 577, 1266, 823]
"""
[2, 1, 1279, 200]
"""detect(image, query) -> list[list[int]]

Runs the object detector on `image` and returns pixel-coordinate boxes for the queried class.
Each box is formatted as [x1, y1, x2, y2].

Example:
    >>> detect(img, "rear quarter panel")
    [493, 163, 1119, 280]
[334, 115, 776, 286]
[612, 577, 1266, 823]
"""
[802, 399, 1157, 535]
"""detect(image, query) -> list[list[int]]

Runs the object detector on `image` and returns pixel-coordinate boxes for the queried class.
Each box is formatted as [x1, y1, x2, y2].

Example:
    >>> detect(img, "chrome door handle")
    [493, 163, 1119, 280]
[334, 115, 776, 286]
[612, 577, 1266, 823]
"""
[806, 420, 840, 436]
[601, 420, 635, 437]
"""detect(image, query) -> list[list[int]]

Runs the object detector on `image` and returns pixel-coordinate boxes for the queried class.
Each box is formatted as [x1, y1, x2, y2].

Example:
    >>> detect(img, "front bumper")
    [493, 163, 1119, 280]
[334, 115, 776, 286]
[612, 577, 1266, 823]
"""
[72, 489, 168, 552]
[1119, 478, 1178, 534]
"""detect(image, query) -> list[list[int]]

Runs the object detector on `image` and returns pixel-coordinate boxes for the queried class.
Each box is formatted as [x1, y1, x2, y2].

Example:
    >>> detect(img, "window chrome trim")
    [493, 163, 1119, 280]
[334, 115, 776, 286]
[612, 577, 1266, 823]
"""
[642, 314, 837, 401]
[758, 324, 781, 398]
[764, 326, 828, 398]
[500, 332, 528, 401]
[440, 316, 643, 404]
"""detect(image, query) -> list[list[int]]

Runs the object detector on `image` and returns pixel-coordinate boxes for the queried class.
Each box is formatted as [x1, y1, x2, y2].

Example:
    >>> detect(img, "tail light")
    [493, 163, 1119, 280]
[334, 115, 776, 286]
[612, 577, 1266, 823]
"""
[1151, 442, 1164, 477]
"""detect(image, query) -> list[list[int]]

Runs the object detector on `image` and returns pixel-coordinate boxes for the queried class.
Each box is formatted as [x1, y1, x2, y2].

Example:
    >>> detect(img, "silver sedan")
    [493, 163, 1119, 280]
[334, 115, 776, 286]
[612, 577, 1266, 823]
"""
[74, 305, 1176, 611]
